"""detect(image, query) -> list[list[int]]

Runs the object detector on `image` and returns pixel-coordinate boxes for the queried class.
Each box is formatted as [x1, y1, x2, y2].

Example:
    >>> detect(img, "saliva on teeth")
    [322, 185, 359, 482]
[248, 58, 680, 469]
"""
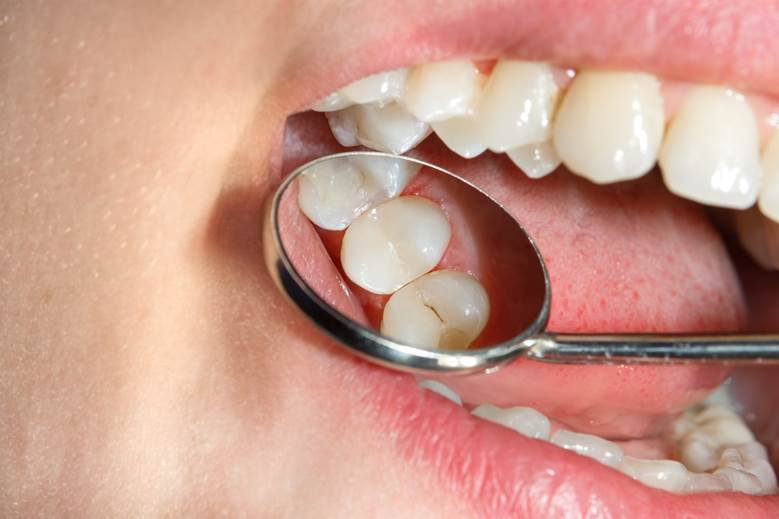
[297, 155, 491, 351]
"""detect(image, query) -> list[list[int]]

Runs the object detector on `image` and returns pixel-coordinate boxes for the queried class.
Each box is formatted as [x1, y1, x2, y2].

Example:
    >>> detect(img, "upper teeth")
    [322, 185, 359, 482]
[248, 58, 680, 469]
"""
[314, 59, 779, 232]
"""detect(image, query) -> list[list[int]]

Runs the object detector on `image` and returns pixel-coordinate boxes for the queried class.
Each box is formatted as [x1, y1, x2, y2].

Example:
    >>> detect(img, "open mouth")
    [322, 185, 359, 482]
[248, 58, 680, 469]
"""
[271, 5, 779, 516]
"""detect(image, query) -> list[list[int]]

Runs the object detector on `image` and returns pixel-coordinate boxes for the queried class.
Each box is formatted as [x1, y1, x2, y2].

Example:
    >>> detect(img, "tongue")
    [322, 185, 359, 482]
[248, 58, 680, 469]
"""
[282, 112, 745, 441]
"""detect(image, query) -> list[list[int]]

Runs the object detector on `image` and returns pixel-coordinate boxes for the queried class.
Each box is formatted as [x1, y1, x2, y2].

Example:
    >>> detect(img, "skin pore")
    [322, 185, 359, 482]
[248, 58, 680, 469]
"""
[2, 1, 779, 517]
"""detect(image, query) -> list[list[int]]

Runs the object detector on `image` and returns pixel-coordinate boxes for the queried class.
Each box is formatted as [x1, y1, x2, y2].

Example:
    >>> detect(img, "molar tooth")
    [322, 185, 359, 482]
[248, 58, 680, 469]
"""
[431, 116, 486, 158]
[618, 457, 691, 493]
[341, 196, 451, 294]
[553, 71, 664, 184]
[714, 466, 763, 495]
[550, 430, 624, 468]
[340, 68, 408, 105]
[381, 270, 489, 349]
[477, 60, 559, 152]
[506, 141, 561, 179]
[313, 91, 354, 112]
[678, 437, 718, 473]
[659, 86, 762, 209]
[684, 473, 733, 493]
[326, 102, 431, 154]
[759, 130, 779, 223]
[297, 156, 420, 230]
[471, 404, 551, 440]
[404, 61, 483, 123]
[417, 379, 462, 406]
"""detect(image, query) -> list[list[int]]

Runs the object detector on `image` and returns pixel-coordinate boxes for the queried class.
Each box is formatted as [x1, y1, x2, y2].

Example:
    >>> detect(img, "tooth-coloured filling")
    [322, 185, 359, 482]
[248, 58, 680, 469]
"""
[381, 270, 489, 349]
[419, 380, 778, 496]
[659, 86, 762, 209]
[341, 195, 451, 294]
[312, 60, 779, 238]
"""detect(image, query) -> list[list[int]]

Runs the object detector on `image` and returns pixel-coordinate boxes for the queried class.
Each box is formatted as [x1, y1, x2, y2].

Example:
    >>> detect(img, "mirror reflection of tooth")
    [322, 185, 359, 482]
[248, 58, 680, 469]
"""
[380, 270, 489, 349]
[340, 68, 408, 105]
[404, 60, 484, 123]
[297, 156, 420, 231]
[341, 196, 451, 294]
[312, 91, 354, 112]
[431, 116, 486, 159]
[659, 86, 762, 209]
[553, 70, 665, 184]
[759, 130, 779, 223]
[506, 140, 561, 179]
[326, 102, 431, 154]
[478, 60, 559, 152]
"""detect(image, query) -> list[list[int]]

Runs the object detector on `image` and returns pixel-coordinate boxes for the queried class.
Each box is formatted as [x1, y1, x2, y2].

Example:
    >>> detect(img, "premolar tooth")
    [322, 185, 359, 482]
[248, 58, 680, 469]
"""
[618, 457, 690, 493]
[553, 70, 664, 184]
[759, 130, 779, 223]
[471, 404, 551, 440]
[297, 156, 420, 230]
[313, 91, 353, 112]
[506, 141, 561, 179]
[341, 196, 450, 294]
[340, 68, 408, 105]
[404, 61, 483, 123]
[431, 116, 486, 159]
[478, 60, 559, 152]
[684, 473, 732, 493]
[326, 102, 432, 154]
[381, 270, 489, 349]
[417, 379, 462, 406]
[659, 86, 762, 209]
[550, 430, 624, 468]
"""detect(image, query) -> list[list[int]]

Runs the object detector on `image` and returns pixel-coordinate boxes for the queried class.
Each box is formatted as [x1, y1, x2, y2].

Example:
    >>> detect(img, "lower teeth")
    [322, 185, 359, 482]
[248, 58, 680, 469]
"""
[418, 379, 778, 495]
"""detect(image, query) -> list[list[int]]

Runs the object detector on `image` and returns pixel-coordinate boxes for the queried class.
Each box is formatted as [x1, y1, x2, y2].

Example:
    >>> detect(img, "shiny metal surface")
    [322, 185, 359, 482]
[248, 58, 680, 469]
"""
[264, 151, 779, 376]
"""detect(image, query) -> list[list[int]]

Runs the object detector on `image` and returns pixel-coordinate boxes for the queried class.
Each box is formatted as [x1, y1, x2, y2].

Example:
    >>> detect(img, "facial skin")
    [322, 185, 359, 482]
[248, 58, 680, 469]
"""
[2, 1, 778, 517]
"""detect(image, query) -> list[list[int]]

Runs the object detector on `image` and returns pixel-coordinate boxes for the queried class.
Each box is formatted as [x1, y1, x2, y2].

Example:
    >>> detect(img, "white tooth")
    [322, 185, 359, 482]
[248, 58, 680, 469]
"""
[312, 91, 354, 112]
[297, 156, 420, 230]
[692, 405, 755, 447]
[678, 436, 718, 473]
[341, 196, 450, 294]
[431, 116, 486, 159]
[759, 130, 779, 222]
[714, 466, 763, 495]
[553, 70, 664, 184]
[340, 68, 408, 105]
[404, 60, 483, 123]
[659, 86, 762, 209]
[618, 457, 690, 493]
[550, 430, 624, 468]
[718, 446, 778, 494]
[471, 404, 551, 440]
[381, 270, 489, 349]
[417, 379, 462, 406]
[506, 141, 561, 179]
[744, 459, 778, 494]
[735, 441, 771, 463]
[684, 473, 733, 493]
[478, 60, 560, 152]
[326, 102, 432, 154]
[734, 207, 779, 271]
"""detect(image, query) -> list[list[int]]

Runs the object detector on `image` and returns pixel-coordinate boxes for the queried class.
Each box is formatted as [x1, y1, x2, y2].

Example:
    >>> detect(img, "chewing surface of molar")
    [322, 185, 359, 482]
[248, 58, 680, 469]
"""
[341, 196, 451, 294]
[380, 270, 489, 349]
[660, 86, 762, 209]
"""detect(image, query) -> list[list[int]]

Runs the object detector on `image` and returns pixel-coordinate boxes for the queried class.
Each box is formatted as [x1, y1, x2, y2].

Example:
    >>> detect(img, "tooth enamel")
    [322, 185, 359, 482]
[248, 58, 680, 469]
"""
[659, 86, 762, 209]
[297, 156, 420, 230]
[684, 473, 732, 493]
[678, 437, 719, 472]
[381, 270, 489, 349]
[717, 446, 778, 494]
[553, 70, 664, 184]
[478, 60, 559, 152]
[312, 91, 354, 112]
[471, 404, 551, 440]
[431, 116, 486, 159]
[714, 466, 763, 495]
[690, 405, 755, 447]
[341, 196, 450, 294]
[417, 379, 462, 406]
[326, 102, 432, 154]
[550, 430, 624, 468]
[506, 141, 561, 179]
[759, 131, 779, 222]
[404, 60, 483, 123]
[619, 457, 691, 493]
[340, 68, 408, 105]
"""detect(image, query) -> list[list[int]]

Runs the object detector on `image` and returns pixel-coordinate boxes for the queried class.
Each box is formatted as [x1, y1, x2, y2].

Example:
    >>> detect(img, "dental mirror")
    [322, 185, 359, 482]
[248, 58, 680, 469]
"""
[264, 151, 779, 376]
